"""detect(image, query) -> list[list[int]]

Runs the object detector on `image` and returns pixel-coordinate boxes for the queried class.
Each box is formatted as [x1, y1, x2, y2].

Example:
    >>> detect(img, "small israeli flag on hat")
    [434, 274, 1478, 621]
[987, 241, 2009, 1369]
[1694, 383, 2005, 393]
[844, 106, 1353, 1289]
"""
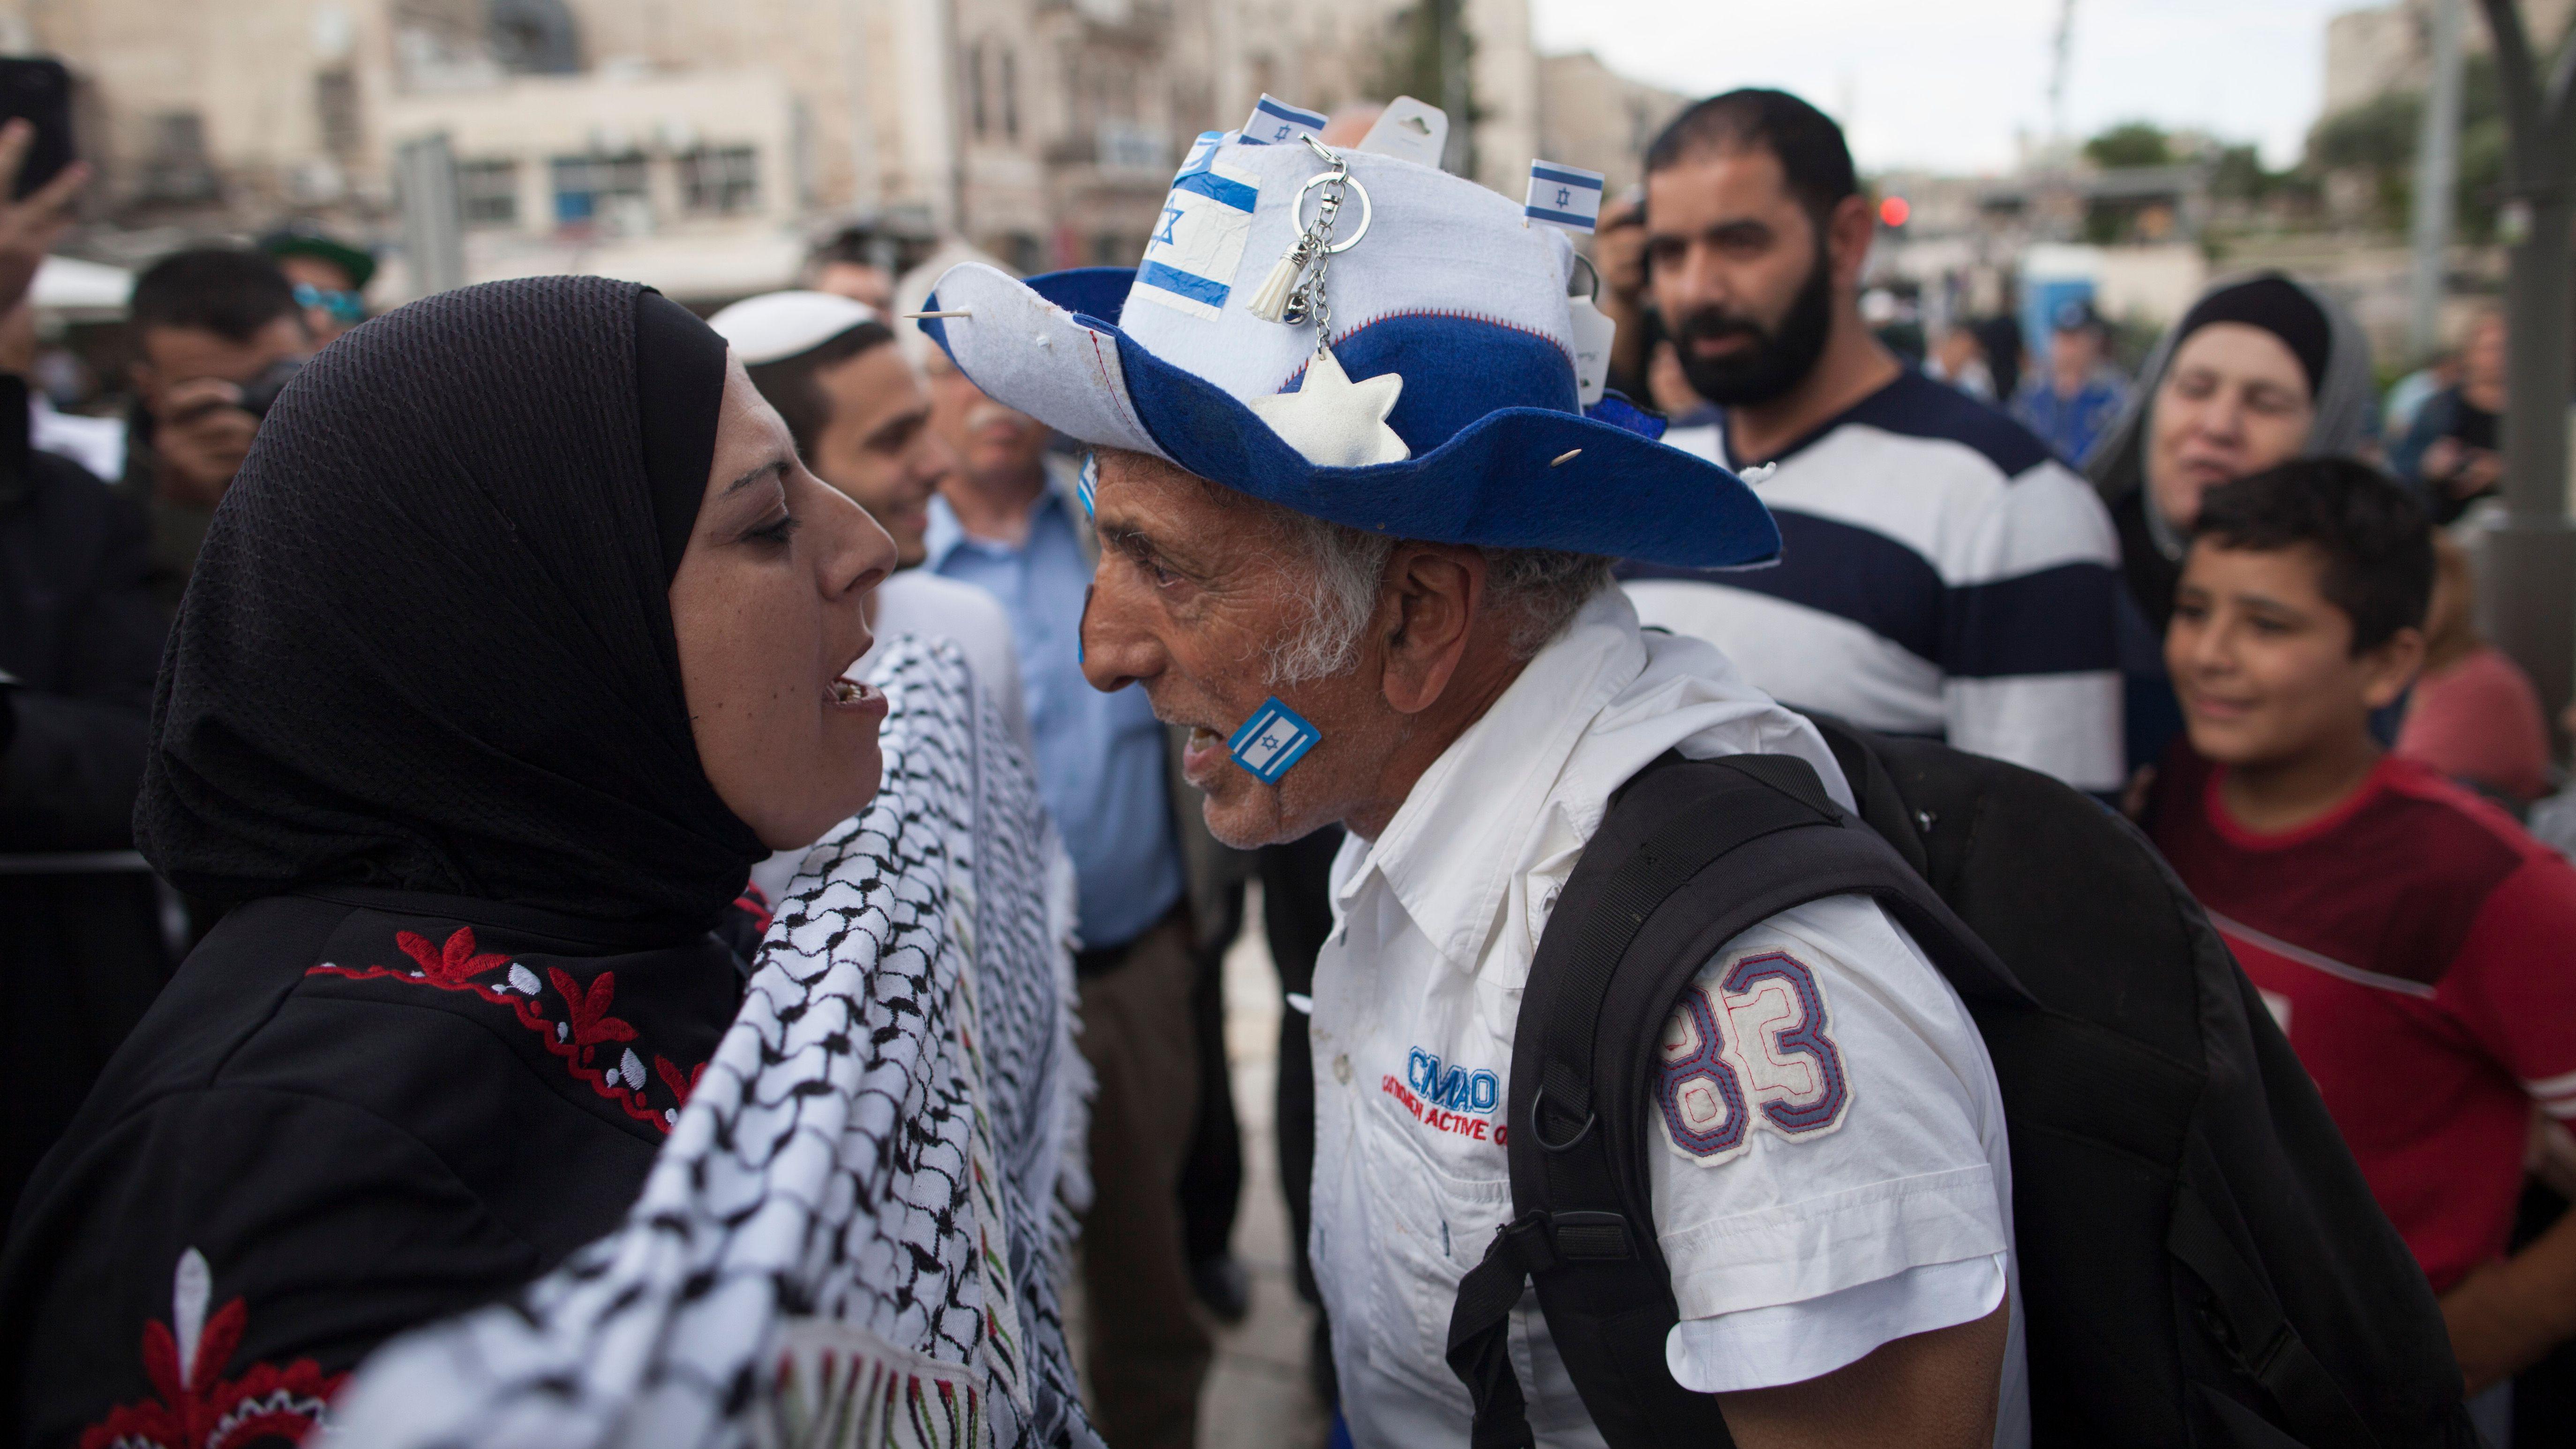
[1241, 94, 1329, 147]
[1134, 131, 1261, 321]
[1525, 160, 1606, 233]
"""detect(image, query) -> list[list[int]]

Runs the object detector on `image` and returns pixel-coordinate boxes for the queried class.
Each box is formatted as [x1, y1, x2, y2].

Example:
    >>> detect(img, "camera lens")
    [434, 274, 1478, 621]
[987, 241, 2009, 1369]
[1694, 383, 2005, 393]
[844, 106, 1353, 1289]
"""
[235, 358, 306, 419]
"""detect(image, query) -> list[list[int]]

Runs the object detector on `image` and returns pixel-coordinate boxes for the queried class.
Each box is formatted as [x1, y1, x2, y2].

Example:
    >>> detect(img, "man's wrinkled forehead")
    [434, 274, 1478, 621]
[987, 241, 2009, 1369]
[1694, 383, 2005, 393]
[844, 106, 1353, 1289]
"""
[1092, 448, 1255, 562]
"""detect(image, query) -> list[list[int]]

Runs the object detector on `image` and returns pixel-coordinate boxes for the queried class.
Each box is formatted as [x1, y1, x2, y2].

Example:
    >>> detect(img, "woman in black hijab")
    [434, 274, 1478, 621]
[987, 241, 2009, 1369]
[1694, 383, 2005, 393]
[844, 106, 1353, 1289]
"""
[0, 276, 894, 1444]
[2085, 272, 2375, 776]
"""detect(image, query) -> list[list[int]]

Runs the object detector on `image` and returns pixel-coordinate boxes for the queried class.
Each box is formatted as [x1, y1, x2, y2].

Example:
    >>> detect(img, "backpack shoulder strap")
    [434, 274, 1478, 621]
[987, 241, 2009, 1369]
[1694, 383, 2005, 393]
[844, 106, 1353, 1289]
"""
[1447, 750, 2020, 1449]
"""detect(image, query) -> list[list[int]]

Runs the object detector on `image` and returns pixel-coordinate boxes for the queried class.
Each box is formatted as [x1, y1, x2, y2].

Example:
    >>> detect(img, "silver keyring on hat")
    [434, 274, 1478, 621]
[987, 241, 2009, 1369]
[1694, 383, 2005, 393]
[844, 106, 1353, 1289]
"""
[1569, 251, 1600, 304]
[1293, 170, 1372, 255]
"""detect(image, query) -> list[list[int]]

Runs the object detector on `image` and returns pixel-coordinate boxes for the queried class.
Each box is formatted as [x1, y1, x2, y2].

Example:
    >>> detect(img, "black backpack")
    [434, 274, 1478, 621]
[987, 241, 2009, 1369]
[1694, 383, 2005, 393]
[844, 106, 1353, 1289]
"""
[1444, 718, 2478, 1448]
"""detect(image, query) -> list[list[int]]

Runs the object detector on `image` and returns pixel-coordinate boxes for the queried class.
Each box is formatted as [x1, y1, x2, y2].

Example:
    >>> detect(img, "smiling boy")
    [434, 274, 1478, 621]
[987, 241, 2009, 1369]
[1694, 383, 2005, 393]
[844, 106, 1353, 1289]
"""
[2145, 458, 2576, 1420]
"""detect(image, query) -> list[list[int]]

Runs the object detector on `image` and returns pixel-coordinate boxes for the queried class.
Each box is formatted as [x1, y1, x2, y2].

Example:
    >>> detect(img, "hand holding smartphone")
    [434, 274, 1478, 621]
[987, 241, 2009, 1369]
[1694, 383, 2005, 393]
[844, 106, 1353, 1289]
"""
[0, 58, 87, 316]
[0, 58, 73, 200]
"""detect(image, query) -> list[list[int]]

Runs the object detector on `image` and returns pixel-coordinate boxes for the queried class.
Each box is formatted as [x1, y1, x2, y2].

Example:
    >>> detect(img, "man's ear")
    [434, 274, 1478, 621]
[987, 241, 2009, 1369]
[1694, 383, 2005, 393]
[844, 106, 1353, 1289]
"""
[2359, 625, 2427, 711]
[128, 358, 157, 405]
[1380, 544, 1483, 715]
[1827, 192, 1876, 291]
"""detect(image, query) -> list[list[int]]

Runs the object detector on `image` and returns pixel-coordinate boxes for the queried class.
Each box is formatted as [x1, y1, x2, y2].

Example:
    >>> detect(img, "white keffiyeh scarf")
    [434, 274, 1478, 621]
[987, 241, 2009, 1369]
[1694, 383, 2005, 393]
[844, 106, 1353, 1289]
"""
[320, 638, 1099, 1449]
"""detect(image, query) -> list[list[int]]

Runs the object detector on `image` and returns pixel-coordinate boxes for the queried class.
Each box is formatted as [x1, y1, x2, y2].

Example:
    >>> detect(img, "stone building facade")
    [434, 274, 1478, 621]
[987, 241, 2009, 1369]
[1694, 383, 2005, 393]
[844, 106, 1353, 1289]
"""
[2324, 0, 2576, 117]
[1534, 49, 1686, 203]
[0, 0, 1592, 302]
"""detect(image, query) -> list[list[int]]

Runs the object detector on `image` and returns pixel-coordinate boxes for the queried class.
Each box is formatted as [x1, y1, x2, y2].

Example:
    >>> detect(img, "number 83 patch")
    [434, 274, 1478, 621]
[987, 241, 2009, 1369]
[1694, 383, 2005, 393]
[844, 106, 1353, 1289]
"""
[1657, 949, 1852, 1165]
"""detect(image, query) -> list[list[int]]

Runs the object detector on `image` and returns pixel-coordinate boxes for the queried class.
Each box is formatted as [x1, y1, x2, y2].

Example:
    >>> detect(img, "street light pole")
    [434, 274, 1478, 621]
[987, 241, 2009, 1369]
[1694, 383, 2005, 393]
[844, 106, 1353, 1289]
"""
[2408, 0, 2463, 361]
[2473, 0, 2576, 749]
[1437, 0, 1471, 178]
[395, 134, 466, 298]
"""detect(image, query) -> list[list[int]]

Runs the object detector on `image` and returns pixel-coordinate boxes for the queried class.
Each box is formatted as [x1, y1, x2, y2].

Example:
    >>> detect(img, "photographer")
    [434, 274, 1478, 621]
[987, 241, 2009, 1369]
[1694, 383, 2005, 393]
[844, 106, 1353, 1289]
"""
[114, 248, 310, 607]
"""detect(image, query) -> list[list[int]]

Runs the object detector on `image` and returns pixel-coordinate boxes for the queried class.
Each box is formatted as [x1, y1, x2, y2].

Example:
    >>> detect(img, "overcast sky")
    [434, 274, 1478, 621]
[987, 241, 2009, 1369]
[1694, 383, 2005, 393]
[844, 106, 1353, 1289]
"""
[1528, 0, 2366, 175]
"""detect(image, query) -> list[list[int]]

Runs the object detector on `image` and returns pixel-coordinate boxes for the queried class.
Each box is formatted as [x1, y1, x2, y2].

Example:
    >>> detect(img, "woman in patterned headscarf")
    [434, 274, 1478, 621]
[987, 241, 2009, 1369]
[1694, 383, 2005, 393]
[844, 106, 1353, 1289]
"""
[0, 276, 1093, 1446]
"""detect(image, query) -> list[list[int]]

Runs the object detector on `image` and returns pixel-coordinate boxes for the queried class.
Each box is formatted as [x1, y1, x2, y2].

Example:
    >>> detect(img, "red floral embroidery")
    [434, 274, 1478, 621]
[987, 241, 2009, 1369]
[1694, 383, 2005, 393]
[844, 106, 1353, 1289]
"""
[550, 967, 638, 1051]
[395, 927, 510, 987]
[308, 926, 702, 1134]
[655, 1054, 706, 1105]
[80, 1249, 345, 1449]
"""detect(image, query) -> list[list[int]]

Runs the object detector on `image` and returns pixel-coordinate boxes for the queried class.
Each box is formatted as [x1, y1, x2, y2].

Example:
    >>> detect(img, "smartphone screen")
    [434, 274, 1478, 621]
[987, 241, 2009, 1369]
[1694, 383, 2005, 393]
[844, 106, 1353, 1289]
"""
[0, 58, 75, 200]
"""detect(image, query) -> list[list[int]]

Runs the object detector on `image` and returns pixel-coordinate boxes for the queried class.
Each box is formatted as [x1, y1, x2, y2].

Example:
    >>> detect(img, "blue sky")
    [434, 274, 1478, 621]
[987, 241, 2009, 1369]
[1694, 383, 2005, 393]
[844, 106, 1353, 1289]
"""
[1529, 0, 2367, 174]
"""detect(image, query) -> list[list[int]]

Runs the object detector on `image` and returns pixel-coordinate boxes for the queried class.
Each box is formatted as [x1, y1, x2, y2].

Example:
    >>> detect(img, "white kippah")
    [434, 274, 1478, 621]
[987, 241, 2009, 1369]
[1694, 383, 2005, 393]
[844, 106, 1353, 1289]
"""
[706, 290, 882, 365]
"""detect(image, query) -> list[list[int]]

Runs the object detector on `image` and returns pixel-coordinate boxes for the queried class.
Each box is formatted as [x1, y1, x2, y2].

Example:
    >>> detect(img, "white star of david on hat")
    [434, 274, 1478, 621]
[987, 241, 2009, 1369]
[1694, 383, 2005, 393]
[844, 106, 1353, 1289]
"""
[1246, 349, 1409, 468]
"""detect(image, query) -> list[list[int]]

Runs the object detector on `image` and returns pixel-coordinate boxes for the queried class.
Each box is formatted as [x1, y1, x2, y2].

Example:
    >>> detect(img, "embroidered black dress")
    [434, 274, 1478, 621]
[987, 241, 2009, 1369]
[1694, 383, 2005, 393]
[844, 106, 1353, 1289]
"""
[0, 888, 762, 1447]
[0, 278, 770, 1447]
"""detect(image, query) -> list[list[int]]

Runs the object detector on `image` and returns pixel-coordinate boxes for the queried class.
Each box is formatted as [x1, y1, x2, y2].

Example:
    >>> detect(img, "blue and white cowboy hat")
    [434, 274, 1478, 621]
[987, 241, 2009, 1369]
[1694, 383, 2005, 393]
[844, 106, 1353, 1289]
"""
[917, 131, 1777, 569]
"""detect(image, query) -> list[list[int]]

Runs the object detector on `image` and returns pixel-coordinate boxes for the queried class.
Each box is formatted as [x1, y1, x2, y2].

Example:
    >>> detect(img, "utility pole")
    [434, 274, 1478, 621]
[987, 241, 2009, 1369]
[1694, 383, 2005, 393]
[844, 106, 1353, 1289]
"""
[395, 134, 466, 298]
[2048, 0, 2076, 153]
[840, 0, 882, 212]
[2472, 0, 2576, 747]
[2409, 0, 2464, 360]
[1437, 0, 1472, 177]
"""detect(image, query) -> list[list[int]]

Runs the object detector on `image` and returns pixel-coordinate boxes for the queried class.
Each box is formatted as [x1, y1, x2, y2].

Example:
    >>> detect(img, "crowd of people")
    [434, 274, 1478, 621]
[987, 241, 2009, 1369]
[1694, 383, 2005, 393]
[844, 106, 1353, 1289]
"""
[0, 74, 2572, 1449]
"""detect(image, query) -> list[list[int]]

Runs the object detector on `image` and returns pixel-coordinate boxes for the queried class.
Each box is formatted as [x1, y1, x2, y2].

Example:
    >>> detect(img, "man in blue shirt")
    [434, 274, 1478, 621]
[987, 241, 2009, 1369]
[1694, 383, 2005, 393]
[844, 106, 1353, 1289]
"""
[2013, 298, 2129, 467]
[922, 345, 1213, 1449]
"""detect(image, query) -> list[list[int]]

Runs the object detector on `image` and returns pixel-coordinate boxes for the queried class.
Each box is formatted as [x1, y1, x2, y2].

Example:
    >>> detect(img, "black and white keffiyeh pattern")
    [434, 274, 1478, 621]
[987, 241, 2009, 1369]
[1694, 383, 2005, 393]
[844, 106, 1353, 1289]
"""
[319, 638, 1097, 1449]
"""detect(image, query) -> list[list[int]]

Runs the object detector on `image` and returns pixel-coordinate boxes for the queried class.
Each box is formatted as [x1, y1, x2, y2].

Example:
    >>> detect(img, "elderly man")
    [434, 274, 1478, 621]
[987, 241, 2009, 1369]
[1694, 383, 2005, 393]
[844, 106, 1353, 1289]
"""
[922, 119, 2024, 1448]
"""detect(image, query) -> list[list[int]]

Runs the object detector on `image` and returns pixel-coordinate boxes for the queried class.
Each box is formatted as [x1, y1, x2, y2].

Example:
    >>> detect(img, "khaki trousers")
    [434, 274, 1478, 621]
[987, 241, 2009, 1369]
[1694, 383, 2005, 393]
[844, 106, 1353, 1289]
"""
[1076, 912, 1214, 1449]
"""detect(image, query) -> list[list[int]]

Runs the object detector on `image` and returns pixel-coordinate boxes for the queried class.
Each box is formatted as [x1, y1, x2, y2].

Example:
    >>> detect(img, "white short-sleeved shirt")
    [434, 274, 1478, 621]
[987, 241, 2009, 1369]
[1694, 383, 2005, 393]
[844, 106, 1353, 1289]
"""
[1308, 588, 2027, 1449]
[749, 568, 1032, 905]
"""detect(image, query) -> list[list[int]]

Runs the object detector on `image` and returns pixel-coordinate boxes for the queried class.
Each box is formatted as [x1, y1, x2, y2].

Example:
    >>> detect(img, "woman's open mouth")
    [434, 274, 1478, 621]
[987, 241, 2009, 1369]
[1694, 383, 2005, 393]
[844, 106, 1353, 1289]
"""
[828, 677, 888, 718]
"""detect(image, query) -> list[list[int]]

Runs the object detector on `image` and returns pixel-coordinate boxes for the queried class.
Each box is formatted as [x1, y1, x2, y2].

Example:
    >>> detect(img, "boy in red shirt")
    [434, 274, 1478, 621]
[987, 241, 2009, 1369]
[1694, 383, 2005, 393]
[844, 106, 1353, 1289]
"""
[2146, 458, 2576, 1418]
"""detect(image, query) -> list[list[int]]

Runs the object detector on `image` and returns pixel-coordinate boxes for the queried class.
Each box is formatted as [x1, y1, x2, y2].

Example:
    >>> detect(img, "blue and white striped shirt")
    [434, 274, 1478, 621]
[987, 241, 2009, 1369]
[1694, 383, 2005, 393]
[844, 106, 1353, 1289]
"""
[1625, 370, 2125, 793]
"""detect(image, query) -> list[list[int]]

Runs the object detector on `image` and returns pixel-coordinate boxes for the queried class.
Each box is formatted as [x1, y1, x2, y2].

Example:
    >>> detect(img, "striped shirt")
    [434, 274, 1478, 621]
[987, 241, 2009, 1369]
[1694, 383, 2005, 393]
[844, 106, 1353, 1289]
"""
[1625, 370, 2124, 792]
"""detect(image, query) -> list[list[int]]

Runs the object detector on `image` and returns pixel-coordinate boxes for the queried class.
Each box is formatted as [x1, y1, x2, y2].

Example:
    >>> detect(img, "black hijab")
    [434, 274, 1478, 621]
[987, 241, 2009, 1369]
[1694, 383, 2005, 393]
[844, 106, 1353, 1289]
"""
[135, 276, 763, 934]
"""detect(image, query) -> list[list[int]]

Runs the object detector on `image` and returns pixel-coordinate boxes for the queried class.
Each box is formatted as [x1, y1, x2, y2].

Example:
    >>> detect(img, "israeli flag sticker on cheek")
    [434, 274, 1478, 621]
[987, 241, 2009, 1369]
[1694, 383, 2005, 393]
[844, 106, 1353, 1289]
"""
[1228, 698, 1322, 784]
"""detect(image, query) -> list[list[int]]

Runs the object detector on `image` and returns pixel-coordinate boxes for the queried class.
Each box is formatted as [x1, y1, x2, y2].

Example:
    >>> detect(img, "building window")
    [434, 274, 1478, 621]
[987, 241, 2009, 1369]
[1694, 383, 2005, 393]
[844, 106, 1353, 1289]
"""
[487, 0, 582, 75]
[314, 68, 361, 157]
[1001, 49, 1018, 141]
[1096, 120, 1165, 173]
[969, 41, 987, 139]
[136, 111, 218, 204]
[458, 158, 519, 227]
[549, 152, 646, 225]
[680, 146, 759, 215]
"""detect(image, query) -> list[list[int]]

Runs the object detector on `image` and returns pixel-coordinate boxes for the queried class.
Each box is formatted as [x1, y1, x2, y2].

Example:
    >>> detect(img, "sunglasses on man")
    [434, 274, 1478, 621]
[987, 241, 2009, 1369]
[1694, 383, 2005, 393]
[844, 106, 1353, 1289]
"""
[293, 281, 366, 326]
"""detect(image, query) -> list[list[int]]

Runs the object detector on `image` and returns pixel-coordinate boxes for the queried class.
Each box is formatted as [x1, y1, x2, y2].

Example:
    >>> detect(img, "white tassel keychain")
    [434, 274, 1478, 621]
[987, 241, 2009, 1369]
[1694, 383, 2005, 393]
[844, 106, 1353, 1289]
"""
[1246, 237, 1314, 324]
[1247, 139, 1362, 327]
